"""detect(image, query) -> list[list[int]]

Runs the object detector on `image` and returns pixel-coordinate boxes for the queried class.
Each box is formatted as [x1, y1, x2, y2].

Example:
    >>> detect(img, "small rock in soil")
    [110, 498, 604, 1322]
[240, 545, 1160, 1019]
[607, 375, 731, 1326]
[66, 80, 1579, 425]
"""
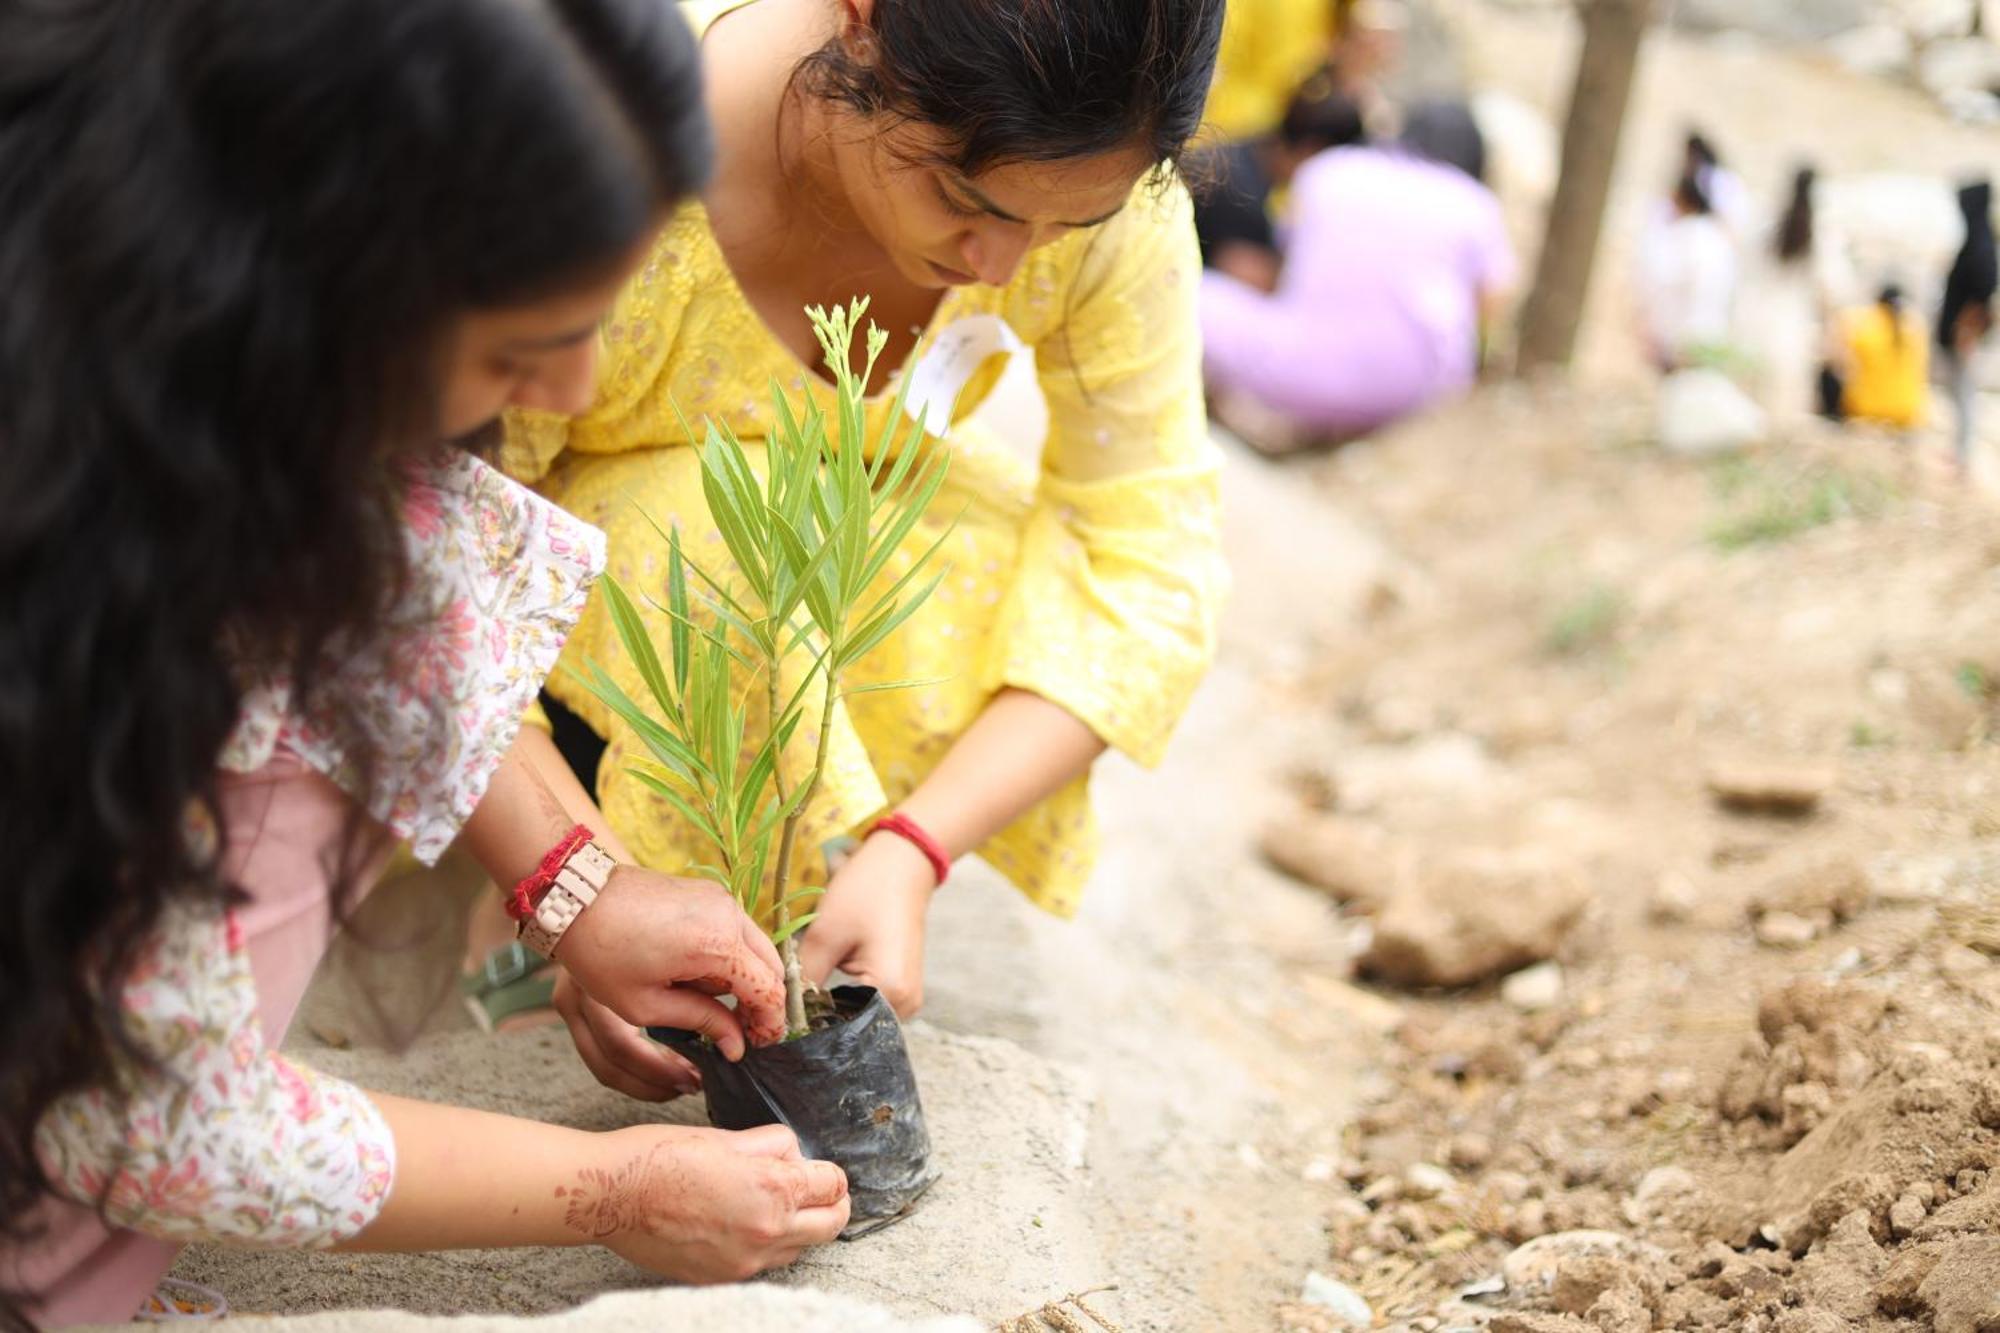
[1583, 1282, 1654, 1333]
[1751, 855, 1871, 926]
[1624, 1165, 1698, 1225]
[1299, 1270, 1374, 1328]
[1260, 814, 1401, 912]
[1889, 1187, 1930, 1237]
[1448, 1133, 1494, 1171]
[1403, 1162, 1457, 1200]
[1359, 850, 1593, 988]
[1502, 961, 1565, 1012]
[1648, 870, 1702, 924]
[1915, 1236, 2000, 1332]
[1754, 910, 1825, 948]
[1874, 1245, 1941, 1316]
[1550, 1252, 1664, 1317]
[1501, 1231, 1672, 1297]
[1705, 759, 1837, 815]
[1792, 1209, 1888, 1319]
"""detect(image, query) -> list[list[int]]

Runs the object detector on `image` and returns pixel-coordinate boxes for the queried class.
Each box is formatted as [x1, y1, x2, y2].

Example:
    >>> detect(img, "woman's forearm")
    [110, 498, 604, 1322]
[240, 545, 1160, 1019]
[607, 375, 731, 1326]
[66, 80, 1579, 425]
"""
[893, 687, 1106, 857]
[340, 1095, 849, 1276]
[337, 1093, 602, 1252]
[459, 724, 634, 886]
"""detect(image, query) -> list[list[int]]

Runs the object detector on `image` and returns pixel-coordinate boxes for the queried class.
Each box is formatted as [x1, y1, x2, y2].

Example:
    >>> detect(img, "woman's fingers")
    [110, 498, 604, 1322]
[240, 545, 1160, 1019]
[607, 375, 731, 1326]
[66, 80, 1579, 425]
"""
[635, 987, 749, 1061]
[738, 914, 784, 982]
[588, 1002, 702, 1096]
[561, 1000, 678, 1102]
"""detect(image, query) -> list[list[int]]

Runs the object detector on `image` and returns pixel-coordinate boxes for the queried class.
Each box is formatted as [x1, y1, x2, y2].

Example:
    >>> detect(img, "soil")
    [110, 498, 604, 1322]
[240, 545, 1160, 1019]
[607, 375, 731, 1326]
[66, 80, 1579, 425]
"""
[1257, 378, 2000, 1331]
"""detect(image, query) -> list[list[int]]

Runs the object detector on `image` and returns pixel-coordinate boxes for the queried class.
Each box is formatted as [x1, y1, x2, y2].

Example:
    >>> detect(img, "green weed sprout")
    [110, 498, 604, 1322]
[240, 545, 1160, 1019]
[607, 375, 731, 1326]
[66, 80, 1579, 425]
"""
[577, 300, 951, 1039]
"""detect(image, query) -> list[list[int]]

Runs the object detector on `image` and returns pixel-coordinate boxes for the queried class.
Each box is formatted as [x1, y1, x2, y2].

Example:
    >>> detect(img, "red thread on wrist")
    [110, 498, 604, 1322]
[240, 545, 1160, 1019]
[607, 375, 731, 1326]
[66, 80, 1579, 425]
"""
[870, 811, 952, 888]
[506, 824, 594, 922]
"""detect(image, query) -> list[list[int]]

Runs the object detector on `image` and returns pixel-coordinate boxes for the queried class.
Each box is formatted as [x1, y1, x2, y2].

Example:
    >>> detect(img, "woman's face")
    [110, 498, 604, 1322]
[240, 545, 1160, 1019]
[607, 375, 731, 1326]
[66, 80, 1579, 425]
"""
[835, 128, 1152, 291]
[434, 234, 655, 441]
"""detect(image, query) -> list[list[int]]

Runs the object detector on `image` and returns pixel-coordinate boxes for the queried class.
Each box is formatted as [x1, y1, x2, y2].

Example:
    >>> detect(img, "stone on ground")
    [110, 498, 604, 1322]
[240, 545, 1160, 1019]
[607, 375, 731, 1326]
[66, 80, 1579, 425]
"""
[1359, 851, 1593, 988]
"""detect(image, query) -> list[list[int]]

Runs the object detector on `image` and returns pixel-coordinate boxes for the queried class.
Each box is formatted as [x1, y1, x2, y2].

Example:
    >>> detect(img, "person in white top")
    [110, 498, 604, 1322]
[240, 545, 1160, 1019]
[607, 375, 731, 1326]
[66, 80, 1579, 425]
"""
[1639, 171, 1740, 371]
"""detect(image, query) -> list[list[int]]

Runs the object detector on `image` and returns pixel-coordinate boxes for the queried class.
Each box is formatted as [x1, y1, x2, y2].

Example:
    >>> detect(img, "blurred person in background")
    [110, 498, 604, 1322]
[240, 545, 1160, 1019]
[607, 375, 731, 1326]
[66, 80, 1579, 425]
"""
[1937, 179, 1996, 475]
[1200, 85, 1516, 452]
[1192, 73, 1368, 291]
[1637, 170, 1738, 372]
[1740, 165, 1854, 422]
[1683, 130, 1752, 243]
[1839, 284, 1932, 430]
[1203, 0, 1344, 139]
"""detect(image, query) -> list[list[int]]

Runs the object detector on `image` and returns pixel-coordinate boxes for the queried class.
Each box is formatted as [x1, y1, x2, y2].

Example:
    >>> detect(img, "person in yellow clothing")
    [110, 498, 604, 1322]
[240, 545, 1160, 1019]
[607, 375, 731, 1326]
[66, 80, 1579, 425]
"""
[1205, 0, 1343, 139]
[498, 0, 1230, 1099]
[1838, 285, 1931, 430]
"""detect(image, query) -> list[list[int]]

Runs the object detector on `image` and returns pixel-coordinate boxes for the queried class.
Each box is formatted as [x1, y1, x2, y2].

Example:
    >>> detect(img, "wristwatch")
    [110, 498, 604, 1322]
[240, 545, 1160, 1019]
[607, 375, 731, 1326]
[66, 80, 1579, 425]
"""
[518, 840, 616, 958]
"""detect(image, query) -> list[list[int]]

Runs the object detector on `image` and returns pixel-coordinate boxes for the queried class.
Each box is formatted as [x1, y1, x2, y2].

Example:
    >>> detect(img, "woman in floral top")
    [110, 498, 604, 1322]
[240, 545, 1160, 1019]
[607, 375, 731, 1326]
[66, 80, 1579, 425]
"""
[0, 1, 846, 1324]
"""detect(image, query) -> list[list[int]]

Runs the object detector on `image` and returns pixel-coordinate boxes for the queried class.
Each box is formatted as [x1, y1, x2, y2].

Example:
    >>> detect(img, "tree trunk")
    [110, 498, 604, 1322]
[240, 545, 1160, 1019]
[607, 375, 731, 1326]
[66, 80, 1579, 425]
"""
[1515, 0, 1654, 374]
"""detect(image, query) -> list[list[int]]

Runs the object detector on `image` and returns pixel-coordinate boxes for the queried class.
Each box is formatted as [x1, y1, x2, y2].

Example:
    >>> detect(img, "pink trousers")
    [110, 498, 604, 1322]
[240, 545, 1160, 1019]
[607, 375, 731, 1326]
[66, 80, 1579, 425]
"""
[14, 753, 386, 1326]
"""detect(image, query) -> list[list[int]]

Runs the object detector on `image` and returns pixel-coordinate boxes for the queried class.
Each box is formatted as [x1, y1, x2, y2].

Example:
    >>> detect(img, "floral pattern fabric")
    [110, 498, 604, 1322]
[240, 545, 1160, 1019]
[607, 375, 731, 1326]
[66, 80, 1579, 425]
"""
[34, 904, 393, 1248]
[35, 448, 604, 1250]
[222, 447, 608, 863]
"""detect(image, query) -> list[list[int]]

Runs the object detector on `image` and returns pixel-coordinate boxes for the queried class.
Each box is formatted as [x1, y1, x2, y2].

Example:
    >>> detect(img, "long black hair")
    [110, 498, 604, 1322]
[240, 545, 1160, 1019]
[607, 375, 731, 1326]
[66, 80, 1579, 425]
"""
[1776, 165, 1816, 264]
[0, 0, 707, 1316]
[795, 0, 1227, 178]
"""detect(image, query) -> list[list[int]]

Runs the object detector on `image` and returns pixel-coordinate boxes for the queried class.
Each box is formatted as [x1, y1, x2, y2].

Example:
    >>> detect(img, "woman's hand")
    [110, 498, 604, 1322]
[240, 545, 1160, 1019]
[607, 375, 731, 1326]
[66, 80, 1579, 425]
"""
[583, 1124, 849, 1282]
[551, 970, 703, 1101]
[795, 830, 936, 1017]
[557, 866, 787, 1052]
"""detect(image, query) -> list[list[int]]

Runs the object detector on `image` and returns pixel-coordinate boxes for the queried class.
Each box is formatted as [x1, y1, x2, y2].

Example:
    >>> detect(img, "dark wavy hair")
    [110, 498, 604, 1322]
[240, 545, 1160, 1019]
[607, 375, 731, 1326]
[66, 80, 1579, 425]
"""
[0, 0, 708, 1318]
[1776, 165, 1817, 264]
[795, 0, 1227, 178]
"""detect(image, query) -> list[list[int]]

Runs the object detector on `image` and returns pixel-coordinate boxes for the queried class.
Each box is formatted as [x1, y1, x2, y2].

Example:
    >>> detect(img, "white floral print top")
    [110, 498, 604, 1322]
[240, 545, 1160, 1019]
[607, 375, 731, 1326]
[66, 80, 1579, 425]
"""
[33, 449, 605, 1249]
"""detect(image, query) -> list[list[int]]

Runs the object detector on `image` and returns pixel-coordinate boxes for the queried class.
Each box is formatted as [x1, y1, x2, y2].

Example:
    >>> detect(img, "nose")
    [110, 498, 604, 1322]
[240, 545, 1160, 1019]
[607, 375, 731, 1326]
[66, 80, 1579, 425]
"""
[961, 222, 1034, 288]
[511, 337, 601, 415]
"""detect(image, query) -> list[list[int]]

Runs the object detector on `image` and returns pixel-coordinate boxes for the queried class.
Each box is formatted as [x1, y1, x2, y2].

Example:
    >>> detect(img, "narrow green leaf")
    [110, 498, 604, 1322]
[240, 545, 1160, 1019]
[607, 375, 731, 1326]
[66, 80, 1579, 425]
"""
[769, 911, 818, 945]
[667, 531, 691, 695]
[840, 570, 946, 666]
[597, 577, 673, 715]
[627, 768, 727, 856]
[838, 674, 951, 696]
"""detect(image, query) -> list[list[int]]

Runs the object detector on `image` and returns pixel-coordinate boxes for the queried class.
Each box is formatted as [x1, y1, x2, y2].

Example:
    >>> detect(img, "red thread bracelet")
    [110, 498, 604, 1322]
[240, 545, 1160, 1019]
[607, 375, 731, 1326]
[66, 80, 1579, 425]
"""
[506, 823, 594, 922]
[871, 811, 952, 888]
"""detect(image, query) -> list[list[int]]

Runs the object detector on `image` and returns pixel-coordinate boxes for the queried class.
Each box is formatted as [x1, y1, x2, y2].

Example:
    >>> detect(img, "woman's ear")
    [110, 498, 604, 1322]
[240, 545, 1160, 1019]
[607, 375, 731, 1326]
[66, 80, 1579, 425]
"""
[837, 0, 877, 61]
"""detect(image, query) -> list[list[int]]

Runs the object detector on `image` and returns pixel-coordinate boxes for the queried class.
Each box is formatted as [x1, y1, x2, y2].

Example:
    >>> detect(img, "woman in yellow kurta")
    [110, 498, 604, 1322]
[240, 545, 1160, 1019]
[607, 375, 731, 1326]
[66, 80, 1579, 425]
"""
[499, 0, 1229, 1095]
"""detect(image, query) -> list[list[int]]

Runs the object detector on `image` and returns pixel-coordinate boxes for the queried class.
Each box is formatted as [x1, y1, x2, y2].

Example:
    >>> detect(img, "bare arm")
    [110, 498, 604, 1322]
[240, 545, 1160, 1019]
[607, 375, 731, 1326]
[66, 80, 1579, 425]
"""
[341, 1095, 847, 1281]
[797, 688, 1105, 1015]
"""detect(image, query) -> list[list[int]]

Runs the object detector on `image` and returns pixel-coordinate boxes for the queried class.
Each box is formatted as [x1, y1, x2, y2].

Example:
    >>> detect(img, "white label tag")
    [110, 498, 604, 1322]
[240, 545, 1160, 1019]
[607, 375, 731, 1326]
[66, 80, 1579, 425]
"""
[900, 314, 1026, 438]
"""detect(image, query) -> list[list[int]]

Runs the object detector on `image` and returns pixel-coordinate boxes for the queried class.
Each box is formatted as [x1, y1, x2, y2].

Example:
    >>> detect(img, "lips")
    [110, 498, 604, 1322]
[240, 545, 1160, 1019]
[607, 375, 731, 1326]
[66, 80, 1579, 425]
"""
[929, 260, 978, 286]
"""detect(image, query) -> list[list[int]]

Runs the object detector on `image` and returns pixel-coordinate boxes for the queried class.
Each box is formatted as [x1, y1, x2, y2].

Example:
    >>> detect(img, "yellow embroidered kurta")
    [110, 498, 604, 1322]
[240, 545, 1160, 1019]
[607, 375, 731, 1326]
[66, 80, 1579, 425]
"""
[503, 183, 1224, 919]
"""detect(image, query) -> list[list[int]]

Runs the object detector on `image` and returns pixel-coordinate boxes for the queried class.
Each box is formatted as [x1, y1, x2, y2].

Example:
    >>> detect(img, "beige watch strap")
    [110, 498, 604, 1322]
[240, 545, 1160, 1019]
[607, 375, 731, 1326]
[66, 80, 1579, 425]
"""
[519, 840, 616, 959]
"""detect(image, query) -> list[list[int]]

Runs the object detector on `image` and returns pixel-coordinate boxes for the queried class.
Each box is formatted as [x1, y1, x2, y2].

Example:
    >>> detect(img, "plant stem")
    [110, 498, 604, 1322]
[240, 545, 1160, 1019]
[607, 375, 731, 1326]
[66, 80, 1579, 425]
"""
[766, 666, 809, 1038]
[765, 630, 845, 1039]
